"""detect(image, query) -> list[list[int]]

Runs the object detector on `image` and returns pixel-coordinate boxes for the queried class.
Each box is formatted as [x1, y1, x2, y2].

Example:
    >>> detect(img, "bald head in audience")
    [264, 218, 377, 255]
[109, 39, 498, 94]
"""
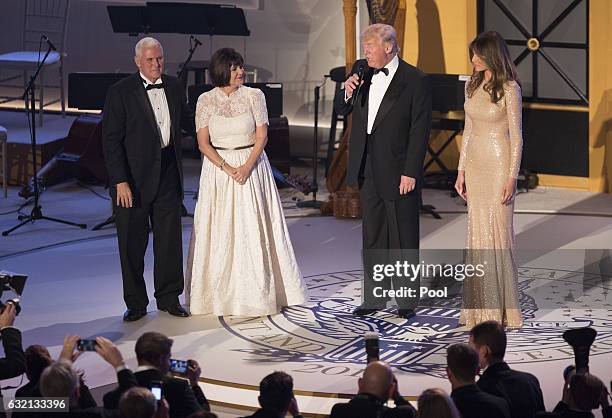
[358, 361, 395, 401]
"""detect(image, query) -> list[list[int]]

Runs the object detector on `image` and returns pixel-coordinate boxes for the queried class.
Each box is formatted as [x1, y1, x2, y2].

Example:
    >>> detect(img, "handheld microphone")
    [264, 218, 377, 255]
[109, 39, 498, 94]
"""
[42, 35, 57, 51]
[190, 36, 202, 47]
[351, 62, 367, 106]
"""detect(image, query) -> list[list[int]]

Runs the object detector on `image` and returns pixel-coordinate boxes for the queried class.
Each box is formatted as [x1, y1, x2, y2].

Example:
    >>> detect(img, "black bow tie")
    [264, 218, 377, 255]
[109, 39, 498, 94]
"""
[145, 83, 164, 91]
[373, 67, 389, 76]
[141, 77, 164, 90]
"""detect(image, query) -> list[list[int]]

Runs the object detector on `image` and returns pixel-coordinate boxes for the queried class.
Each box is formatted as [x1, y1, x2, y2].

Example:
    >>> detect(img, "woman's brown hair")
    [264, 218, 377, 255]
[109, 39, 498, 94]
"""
[467, 31, 520, 103]
[209, 48, 244, 87]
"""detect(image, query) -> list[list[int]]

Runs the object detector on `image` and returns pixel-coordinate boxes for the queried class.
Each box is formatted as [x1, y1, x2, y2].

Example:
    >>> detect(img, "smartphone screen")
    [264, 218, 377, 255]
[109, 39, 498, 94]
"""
[77, 339, 97, 352]
[170, 359, 188, 375]
[150, 381, 163, 401]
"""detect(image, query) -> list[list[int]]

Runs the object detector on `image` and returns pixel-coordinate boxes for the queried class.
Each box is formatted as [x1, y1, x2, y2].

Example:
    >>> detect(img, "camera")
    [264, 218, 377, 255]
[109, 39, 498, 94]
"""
[150, 380, 163, 401]
[170, 359, 188, 376]
[0, 271, 27, 316]
[364, 332, 380, 364]
[562, 327, 597, 376]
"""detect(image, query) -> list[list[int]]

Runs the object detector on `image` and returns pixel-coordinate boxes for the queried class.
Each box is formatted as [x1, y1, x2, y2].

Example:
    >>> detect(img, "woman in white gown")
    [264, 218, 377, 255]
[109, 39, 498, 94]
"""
[186, 48, 306, 316]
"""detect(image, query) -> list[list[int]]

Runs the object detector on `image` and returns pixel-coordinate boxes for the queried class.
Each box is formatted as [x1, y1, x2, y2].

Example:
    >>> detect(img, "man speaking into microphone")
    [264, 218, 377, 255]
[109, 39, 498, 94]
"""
[334, 23, 432, 319]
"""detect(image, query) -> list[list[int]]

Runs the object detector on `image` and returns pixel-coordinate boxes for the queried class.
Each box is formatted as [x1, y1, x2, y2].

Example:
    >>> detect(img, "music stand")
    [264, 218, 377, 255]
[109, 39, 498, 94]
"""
[108, 3, 250, 58]
[107, 6, 149, 35]
[147, 3, 250, 56]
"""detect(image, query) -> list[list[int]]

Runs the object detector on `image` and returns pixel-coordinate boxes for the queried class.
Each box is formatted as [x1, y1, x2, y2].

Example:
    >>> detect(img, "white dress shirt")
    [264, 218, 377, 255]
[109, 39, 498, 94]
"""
[367, 54, 399, 134]
[141, 73, 171, 148]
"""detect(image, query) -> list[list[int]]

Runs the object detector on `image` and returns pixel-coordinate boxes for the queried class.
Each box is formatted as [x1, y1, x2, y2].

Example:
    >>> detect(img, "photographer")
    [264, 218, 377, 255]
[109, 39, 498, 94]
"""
[0, 302, 26, 398]
[103, 332, 209, 418]
[330, 361, 416, 418]
[16, 341, 97, 410]
[538, 371, 612, 418]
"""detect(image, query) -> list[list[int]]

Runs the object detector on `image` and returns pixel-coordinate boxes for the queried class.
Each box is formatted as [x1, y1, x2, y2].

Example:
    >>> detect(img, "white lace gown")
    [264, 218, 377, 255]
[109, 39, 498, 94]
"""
[186, 85, 306, 316]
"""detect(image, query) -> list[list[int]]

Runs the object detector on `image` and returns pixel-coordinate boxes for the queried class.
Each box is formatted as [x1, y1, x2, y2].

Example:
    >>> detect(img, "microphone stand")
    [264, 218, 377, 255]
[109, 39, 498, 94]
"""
[177, 36, 202, 86]
[3, 40, 87, 236]
[177, 36, 202, 218]
[297, 77, 328, 209]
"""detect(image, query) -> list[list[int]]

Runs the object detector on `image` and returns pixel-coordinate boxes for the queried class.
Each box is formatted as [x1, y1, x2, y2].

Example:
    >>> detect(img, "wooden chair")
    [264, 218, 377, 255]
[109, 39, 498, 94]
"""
[0, 0, 70, 126]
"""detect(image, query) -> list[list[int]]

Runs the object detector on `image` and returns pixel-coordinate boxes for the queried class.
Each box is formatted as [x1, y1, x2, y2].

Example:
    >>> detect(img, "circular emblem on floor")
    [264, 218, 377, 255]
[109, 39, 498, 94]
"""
[222, 269, 612, 380]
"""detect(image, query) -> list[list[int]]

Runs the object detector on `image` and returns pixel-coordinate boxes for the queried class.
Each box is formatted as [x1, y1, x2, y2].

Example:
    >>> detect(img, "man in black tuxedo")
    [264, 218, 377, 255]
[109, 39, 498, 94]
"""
[102, 37, 193, 321]
[334, 23, 431, 319]
[470, 321, 545, 418]
[101, 332, 209, 418]
[447, 343, 510, 418]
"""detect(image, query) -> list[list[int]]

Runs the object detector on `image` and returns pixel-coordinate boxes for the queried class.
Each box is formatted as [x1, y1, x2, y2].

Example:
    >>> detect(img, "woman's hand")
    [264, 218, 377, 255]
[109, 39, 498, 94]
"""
[234, 163, 253, 185]
[501, 177, 517, 205]
[222, 163, 238, 179]
[454, 171, 467, 201]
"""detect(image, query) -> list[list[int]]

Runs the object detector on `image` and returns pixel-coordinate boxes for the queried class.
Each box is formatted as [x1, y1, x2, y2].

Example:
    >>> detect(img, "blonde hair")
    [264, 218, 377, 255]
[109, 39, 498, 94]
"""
[361, 23, 399, 54]
[417, 388, 461, 418]
[135, 37, 163, 57]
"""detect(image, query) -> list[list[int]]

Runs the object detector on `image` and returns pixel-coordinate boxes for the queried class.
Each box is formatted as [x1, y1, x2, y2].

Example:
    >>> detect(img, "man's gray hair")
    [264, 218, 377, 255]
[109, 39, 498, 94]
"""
[135, 37, 163, 57]
[39, 361, 79, 405]
[361, 23, 399, 54]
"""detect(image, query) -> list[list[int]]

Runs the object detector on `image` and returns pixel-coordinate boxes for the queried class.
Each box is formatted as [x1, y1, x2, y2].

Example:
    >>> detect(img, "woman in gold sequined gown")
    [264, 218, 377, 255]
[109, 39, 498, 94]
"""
[455, 32, 523, 328]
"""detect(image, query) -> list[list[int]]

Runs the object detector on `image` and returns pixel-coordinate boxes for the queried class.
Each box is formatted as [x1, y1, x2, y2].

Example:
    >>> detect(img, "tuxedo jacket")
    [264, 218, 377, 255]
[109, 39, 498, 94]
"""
[477, 362, 545, 418]
[0, 327, 25, 397]
[334, 58, 432, 201]
[103, 368, 209, 418]
[102, 73, 194, 205]
[451, 383, 511, 418]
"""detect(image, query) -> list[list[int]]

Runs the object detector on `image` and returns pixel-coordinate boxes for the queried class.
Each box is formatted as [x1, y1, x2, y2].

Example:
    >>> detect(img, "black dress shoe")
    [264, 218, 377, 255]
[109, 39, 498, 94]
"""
[353, 305, 381, 316]
[159, 304, 190, 317]
[397, 308, 416, 319]
[123, 308, 147, 322]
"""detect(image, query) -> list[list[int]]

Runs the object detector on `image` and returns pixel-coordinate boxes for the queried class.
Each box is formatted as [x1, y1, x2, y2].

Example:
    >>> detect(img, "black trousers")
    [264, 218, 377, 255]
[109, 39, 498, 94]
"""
[359, 155, 420, 310]
[112, 145, 184, 310]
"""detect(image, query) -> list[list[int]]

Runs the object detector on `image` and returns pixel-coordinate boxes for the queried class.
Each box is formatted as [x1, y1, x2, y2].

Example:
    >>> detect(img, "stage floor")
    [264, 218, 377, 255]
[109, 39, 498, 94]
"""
[1, 185, 611, 416]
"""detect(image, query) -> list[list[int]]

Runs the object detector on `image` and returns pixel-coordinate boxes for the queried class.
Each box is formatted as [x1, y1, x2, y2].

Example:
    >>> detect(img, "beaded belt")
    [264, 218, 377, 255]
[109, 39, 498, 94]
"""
[212, 144, 254, 150]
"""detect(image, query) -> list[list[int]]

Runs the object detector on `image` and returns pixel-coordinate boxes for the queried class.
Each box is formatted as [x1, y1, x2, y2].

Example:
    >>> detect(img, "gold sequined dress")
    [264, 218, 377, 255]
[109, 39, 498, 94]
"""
[457, 80, 523, 328]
